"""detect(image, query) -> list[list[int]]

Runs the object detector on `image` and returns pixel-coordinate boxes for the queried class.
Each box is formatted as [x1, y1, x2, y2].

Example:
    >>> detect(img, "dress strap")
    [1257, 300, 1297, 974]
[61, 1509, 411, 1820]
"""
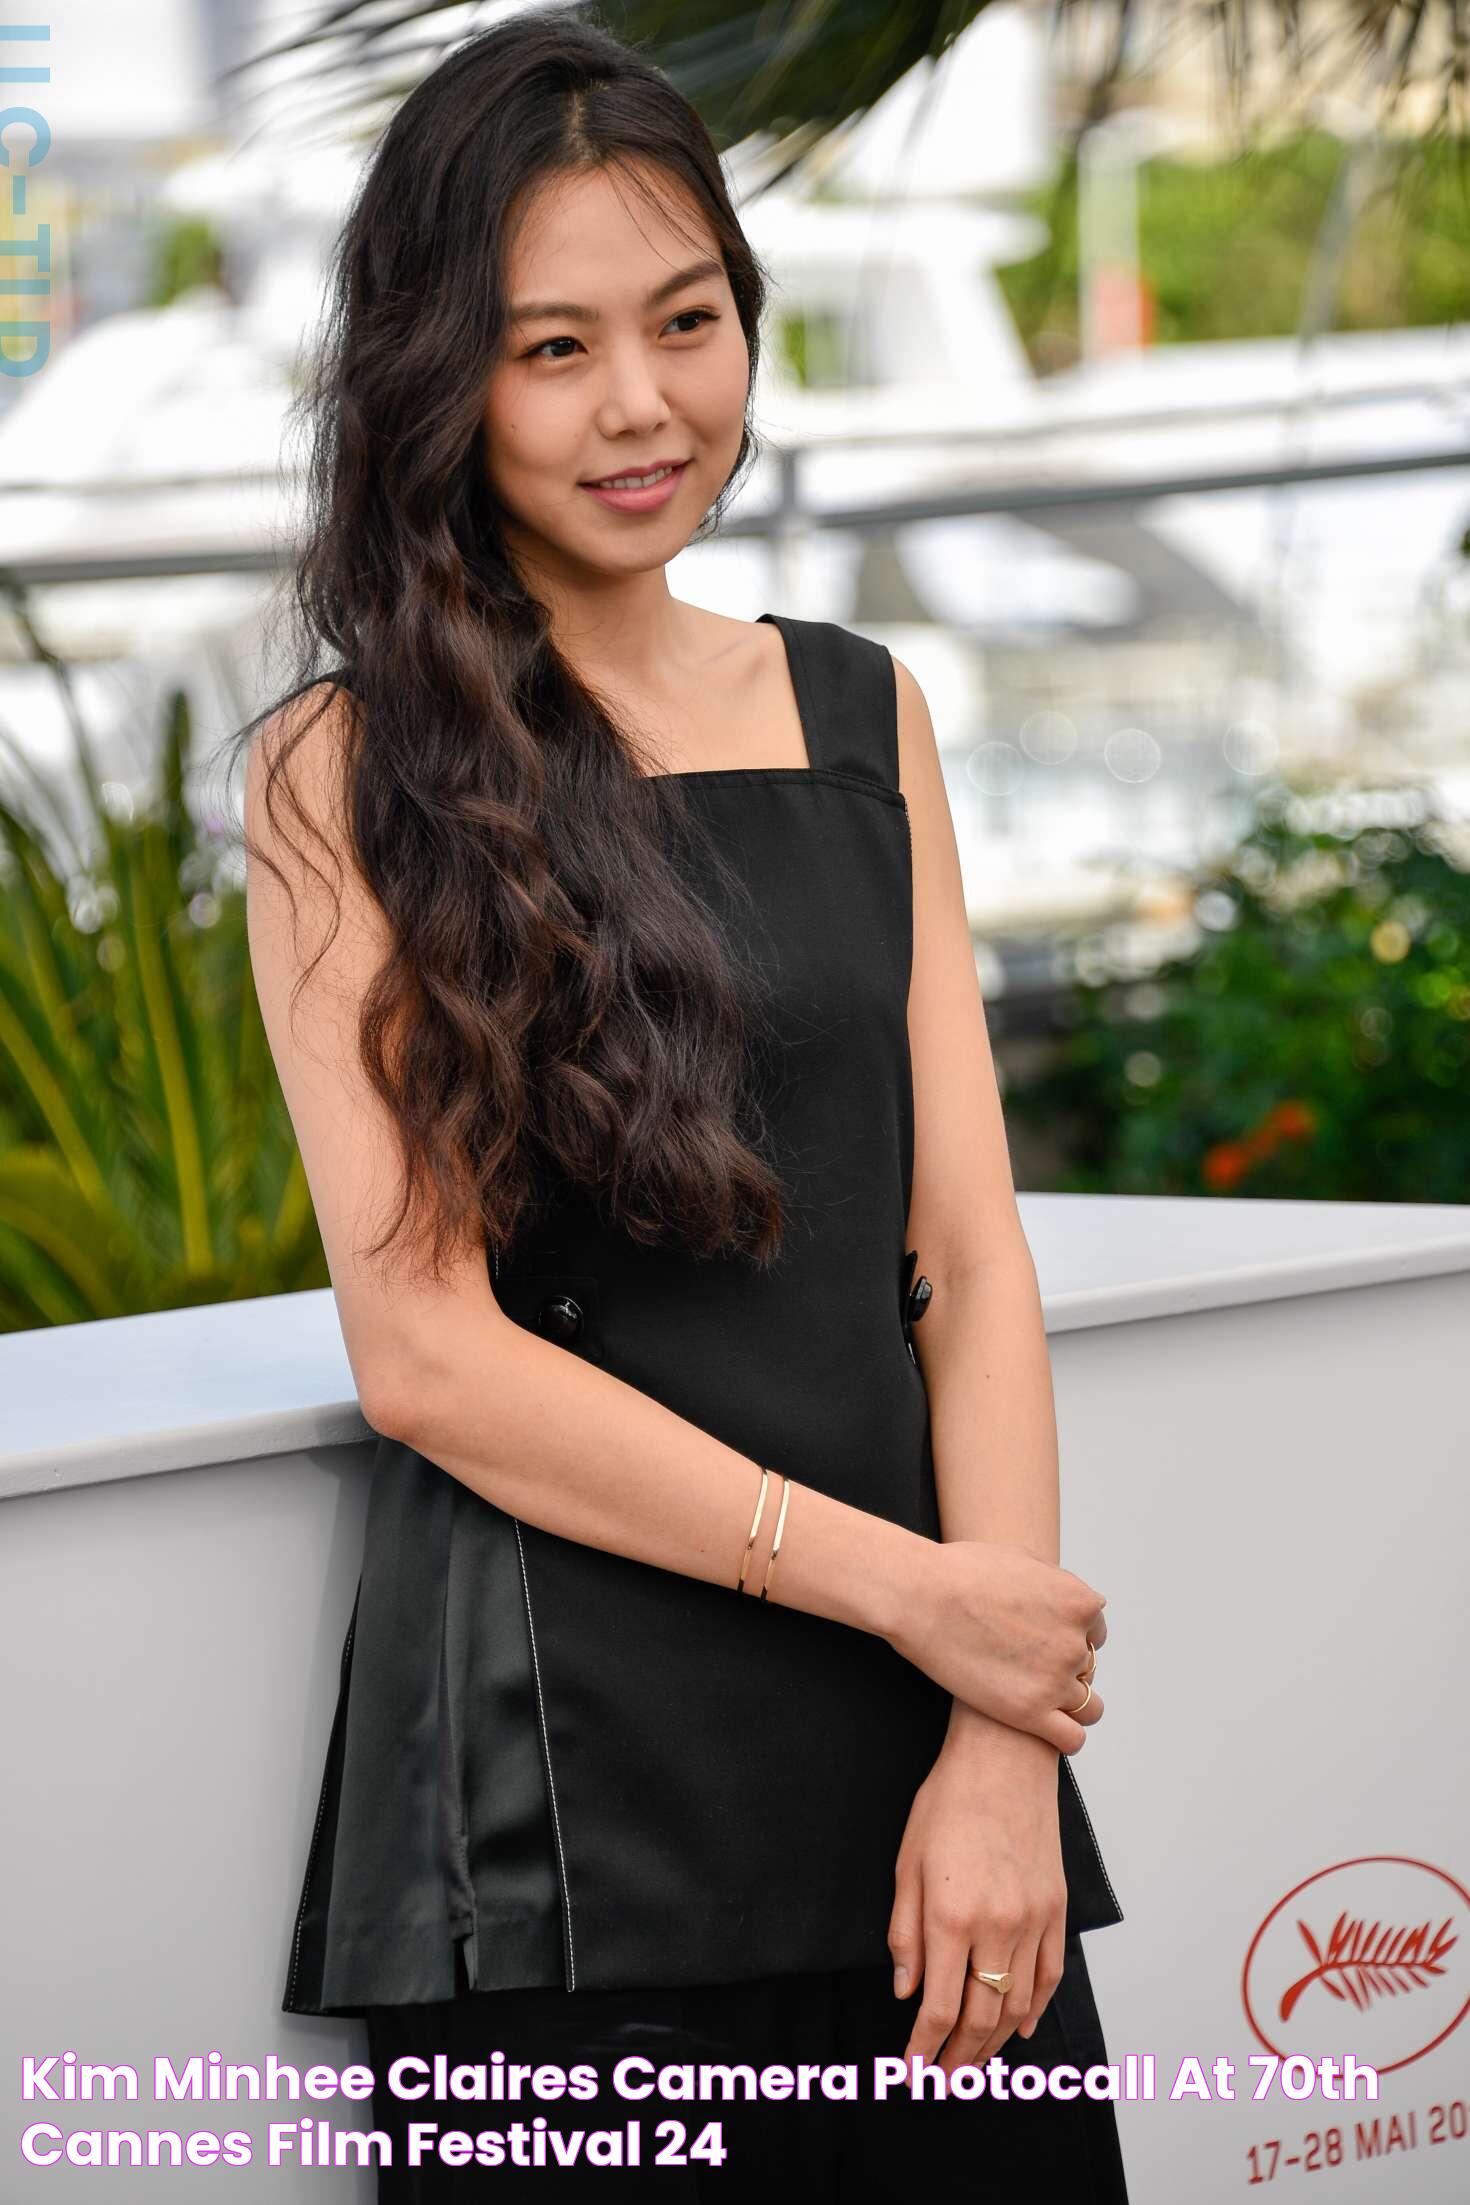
[758, 614, 899, 795]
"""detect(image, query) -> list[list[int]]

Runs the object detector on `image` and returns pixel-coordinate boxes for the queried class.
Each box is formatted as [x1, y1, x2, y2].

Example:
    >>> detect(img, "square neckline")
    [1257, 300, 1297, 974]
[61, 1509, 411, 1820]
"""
[636, 612, 813, 784]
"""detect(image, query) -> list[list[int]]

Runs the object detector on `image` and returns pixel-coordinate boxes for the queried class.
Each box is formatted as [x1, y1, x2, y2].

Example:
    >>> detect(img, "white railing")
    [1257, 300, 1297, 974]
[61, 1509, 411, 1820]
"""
[3, 1191, 1467, 2201]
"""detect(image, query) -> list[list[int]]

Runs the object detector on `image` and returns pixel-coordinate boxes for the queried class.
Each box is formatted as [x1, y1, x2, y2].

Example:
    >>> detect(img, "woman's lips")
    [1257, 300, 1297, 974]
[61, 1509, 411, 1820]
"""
[578, 461, 689, 514]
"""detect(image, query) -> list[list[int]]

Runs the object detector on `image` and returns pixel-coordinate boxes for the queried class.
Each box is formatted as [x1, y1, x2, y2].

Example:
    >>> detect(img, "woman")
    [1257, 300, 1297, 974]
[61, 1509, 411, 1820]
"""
[238, 11, 1128, 2197]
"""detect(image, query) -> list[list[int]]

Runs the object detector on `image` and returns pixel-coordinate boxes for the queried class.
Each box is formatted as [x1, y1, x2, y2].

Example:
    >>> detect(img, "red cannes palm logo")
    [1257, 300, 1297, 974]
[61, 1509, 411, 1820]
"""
[1243, 1858, 1470, 2075]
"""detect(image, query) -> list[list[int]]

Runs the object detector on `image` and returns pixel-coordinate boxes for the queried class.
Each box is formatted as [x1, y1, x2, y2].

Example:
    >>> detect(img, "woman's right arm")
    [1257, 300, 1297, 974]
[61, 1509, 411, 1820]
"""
[245, 688, 1100, 1757]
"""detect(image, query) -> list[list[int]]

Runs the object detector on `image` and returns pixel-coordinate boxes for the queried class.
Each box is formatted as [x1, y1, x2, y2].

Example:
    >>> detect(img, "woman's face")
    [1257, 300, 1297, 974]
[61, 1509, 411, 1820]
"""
[482, 163, 751, 591]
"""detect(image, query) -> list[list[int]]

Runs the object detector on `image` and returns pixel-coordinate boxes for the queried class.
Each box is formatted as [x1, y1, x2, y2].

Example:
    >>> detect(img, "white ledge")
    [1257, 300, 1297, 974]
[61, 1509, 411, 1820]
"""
[1018, 1192, 1470, 1330]
[3, 1193, 1467, 1501]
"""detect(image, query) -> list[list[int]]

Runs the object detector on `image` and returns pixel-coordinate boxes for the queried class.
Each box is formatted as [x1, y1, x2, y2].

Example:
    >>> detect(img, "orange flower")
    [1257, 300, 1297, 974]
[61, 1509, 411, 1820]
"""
[1266, 1099, 1317, 1140]
[1205, 1099, 1320, 1189]
[1204, 1142, 1249, 1189]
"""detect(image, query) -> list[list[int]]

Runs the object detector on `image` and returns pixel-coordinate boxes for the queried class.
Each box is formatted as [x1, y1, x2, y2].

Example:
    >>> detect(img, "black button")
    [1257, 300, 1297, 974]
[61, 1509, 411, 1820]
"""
[536, 1293, 584, 1345]
[906, 1275, 933, 1327]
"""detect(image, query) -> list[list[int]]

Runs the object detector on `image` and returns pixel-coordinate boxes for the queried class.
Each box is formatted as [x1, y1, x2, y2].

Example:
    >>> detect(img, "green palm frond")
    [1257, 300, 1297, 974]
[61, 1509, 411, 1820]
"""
[0, 1147, 134, 1321]
[225, 1, 1470, 182]
[0, 957, 113, 1210]
[0, 666, 329, 1332]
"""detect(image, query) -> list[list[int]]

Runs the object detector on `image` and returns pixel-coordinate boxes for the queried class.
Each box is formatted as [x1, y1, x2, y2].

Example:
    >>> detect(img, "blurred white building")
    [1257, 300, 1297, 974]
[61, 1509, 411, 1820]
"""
[2, 1, 1466, 929]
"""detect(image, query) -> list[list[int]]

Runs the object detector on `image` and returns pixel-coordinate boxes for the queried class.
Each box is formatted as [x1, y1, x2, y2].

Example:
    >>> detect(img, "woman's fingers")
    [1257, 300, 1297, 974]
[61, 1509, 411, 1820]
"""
[1040, 1686, 1104, 1753]
[1026, 1605, 1113, 1754]
[954, 1589, 1113, 1756]
[903, 1915, 1037, 2078]
[1015, 1915, 1067, 2042]
[1040, 1706, 1089, 1755]
[904, 1913, 1068, 2077]
[901, 1919, 971, 2076]
[958, 1930, 1039, 2070]
[1056, 1628, 1107, 1736]
[887, 1856, 925, 2003]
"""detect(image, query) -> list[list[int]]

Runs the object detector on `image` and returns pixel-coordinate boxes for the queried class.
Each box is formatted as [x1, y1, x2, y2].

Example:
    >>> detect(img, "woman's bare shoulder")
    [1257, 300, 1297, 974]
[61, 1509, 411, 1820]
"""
[244, 677, 364, 888]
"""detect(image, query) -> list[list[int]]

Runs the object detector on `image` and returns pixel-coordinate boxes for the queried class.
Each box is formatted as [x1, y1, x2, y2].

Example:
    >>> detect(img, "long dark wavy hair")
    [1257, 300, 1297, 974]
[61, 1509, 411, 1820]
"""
[225, 9, 791, 1287]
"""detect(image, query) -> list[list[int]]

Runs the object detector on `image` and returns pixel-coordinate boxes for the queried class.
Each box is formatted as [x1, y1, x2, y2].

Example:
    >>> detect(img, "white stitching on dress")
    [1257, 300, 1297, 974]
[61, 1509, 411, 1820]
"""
[284, 1599, 357, 2011]
[1062, 1756, 1124, 1920]
[512, 1514, 578, 1991]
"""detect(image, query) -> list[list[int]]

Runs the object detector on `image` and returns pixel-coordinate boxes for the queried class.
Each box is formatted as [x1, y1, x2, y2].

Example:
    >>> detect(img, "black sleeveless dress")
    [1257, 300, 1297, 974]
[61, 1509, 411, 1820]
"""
[281, 613, 1123, 2021]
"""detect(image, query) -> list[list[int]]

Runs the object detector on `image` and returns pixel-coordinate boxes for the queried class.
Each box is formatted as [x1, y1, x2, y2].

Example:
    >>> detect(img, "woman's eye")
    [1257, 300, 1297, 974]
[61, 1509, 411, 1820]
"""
[525, 309, 717, 363]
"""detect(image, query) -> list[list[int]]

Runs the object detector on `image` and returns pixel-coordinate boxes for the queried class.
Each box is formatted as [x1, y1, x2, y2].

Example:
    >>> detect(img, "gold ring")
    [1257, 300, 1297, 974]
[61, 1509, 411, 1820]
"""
[1070, 1676, 1094, 1715]
[969, 1967, 1014, 1995]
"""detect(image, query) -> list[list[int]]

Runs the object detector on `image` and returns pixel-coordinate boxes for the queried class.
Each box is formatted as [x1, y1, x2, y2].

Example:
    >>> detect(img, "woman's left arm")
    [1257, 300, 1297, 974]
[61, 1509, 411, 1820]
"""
[889, 651, 1107, 2074]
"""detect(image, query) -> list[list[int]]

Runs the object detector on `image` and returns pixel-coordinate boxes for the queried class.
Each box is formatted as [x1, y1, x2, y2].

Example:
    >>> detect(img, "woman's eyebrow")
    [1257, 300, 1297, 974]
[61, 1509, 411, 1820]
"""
[509, 255, 724, 325]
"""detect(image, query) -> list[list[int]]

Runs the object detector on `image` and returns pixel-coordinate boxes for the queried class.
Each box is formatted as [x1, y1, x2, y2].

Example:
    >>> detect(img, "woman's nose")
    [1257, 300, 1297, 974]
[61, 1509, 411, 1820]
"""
[597, 349, 671, 426]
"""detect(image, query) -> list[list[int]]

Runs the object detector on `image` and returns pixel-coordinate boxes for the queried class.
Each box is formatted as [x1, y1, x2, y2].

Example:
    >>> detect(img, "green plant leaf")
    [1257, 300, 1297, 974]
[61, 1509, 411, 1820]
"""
[0, 1147, 132, 1321]
[0, 654, 326, 1329]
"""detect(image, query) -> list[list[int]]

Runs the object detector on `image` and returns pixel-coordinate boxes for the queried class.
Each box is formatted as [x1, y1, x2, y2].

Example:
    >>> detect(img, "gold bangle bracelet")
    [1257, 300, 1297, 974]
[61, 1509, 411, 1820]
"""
[736, 1466, 770, 1595]
[759, 1475, 792, 1602]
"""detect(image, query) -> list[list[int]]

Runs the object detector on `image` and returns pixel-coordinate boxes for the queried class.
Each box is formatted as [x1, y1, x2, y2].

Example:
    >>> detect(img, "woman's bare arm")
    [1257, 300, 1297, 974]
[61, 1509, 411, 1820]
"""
[894, 652, 1107, 1754]
[245, 683, 1099, 1749]
[886, 656, 1108, 2064]
[245, 685, 922, 1638]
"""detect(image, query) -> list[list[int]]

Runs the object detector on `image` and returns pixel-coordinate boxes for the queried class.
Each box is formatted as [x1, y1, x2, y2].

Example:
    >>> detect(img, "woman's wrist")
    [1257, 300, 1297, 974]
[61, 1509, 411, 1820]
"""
[756, 1484, 934, 1639]
[944, 1697, 1059, 1764]
[858, 1517, 938, 1645]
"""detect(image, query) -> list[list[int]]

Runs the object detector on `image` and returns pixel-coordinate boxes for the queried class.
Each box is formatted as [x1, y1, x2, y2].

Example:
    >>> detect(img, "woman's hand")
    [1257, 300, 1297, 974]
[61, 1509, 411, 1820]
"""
[887, 1538, 1107, 1755]
[889, 1716, 1069, 2077]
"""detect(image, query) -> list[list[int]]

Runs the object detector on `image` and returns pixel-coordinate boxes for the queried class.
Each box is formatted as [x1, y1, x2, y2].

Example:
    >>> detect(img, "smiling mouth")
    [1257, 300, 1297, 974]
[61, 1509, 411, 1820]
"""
[581, 461, 689, 489]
